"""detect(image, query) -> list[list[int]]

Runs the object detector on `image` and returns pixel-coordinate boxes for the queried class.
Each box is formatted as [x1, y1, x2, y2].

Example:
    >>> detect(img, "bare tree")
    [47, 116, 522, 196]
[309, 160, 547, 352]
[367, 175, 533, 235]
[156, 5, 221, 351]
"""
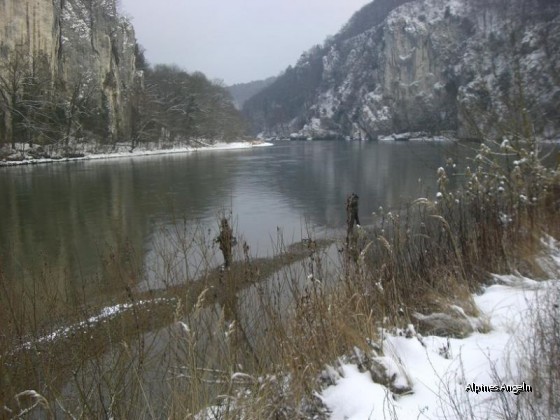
[0, 44, 30, 149]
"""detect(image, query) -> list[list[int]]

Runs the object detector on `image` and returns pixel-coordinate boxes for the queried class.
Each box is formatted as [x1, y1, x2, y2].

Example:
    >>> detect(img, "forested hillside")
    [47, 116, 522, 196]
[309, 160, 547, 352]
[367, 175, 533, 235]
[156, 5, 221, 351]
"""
[227, 76, 276, 109]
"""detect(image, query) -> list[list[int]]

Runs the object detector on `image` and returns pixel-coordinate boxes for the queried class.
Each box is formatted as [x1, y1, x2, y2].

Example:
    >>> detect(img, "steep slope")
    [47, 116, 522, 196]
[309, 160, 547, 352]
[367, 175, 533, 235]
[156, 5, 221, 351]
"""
[243, 0, 560, 140]
[60, 0, 138, 142]
[0, 1, 57, 61]
[227, 76, 276, 109]
[0, 0, 138, 146]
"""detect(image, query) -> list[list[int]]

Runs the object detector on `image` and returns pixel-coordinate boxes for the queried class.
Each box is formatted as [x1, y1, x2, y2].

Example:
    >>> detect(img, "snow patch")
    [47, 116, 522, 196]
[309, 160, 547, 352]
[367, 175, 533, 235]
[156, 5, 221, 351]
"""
[0, 142, 273, 167]
[14, 298, 174, 353]
[321, 238, 560, 419]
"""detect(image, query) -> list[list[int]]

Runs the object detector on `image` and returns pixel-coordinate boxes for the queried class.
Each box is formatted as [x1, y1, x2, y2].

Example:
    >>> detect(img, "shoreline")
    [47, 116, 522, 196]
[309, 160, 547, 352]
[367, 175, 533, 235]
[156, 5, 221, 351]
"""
[0, 141, 273, 168]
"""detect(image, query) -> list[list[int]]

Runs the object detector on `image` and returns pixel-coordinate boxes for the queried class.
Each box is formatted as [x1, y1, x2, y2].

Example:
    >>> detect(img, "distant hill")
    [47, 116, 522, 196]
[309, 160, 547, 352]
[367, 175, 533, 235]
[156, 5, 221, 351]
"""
[227, 77, 277, 109]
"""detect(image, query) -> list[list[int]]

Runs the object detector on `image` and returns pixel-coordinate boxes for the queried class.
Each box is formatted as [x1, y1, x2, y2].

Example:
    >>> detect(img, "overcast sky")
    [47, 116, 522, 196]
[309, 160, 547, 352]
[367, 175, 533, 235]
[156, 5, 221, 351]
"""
[119, 0, 372, 85]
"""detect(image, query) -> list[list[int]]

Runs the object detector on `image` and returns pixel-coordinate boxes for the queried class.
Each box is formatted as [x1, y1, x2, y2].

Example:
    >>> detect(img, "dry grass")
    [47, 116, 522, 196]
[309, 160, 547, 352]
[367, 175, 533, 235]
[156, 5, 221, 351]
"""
[516, 282, 560, 419]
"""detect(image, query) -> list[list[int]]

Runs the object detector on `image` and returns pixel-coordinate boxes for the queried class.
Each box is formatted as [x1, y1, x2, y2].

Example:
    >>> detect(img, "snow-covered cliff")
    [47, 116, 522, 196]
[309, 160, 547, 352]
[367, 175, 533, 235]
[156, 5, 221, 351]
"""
[244, 0, 560, 140]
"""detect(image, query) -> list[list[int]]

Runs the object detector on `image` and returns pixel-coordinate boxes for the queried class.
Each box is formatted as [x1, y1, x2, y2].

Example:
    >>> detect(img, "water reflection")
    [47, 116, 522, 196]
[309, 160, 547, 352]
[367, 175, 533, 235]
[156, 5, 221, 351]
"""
[0, 141, 470, 298]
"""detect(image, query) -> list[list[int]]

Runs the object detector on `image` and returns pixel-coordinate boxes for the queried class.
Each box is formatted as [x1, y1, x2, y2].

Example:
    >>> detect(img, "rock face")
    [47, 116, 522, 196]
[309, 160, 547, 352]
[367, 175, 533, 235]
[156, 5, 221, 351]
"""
[0, 0, 138, 144]
[243, 0, 560, 140]
[59, 0, 138, 142]
[0, 0, 57, 61]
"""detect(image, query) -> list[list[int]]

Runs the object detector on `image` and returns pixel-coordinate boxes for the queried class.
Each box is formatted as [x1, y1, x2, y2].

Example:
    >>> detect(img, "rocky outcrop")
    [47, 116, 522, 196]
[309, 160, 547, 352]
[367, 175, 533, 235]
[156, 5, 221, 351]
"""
[0, 0, 138, 145]
[244, 0, 560, 140]
[59, 0, 138, 142]
[0, 0, 57, 62]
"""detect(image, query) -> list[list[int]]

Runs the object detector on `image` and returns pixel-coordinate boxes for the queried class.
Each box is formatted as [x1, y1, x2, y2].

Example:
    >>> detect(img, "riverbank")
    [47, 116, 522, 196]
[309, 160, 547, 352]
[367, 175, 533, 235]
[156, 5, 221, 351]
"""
[320, 238, 560, 419]
[0, 140, 273, 167]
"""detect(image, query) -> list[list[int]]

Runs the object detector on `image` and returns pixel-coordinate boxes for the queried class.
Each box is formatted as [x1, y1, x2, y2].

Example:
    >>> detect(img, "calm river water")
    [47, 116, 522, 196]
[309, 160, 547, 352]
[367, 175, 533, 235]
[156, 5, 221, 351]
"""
[0, 140, 472, 295]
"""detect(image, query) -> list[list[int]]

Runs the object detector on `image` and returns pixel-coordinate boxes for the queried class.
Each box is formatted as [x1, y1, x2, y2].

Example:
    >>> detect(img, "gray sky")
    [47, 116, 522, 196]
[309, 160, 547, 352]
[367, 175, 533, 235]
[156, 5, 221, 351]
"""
[119, 0, 372, 85]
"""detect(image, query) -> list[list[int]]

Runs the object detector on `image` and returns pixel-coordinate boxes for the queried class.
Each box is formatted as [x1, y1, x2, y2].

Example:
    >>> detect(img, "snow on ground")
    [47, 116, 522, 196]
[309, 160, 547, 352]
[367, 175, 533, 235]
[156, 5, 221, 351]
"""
[12, 298, 174, 354]
[377, 132, 455, 142]
[0, 141, 273, 167]
[320, 238, 560, 419]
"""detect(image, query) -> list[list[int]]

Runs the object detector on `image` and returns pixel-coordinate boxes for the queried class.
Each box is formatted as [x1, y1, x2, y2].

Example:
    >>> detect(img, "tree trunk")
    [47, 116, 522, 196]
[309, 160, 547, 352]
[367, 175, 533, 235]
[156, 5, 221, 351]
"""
[3, 104, 14, 149]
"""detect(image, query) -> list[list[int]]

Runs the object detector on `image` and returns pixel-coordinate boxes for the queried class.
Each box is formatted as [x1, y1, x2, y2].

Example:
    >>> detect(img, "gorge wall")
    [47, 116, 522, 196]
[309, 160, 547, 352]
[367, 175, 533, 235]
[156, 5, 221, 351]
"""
[244, 0, 560, 140]
[0, 0, 138, 145]
[0, 0, 57, 60]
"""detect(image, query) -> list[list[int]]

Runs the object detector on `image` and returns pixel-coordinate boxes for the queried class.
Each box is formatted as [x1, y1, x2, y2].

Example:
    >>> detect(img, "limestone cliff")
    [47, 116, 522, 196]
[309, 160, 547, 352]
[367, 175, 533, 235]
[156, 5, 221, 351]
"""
[0, 0, 138, 145]
[243, 0, 560, 140]
[58, 0, 138, 142]
[0, 0, 57, 62]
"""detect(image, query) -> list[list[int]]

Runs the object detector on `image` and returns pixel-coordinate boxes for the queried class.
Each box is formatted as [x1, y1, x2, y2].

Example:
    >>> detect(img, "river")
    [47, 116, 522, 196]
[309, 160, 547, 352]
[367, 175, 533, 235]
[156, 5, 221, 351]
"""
[0, 140, 473, 296]
[6, 138, 551, 416]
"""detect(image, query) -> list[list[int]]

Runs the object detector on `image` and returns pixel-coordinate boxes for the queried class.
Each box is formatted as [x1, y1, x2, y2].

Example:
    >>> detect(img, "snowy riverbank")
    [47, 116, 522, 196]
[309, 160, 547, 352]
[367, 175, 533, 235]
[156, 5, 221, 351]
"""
[376, 131, 455, 142]
[0, 141, 273, 167]
[319, 237, 560, 419]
